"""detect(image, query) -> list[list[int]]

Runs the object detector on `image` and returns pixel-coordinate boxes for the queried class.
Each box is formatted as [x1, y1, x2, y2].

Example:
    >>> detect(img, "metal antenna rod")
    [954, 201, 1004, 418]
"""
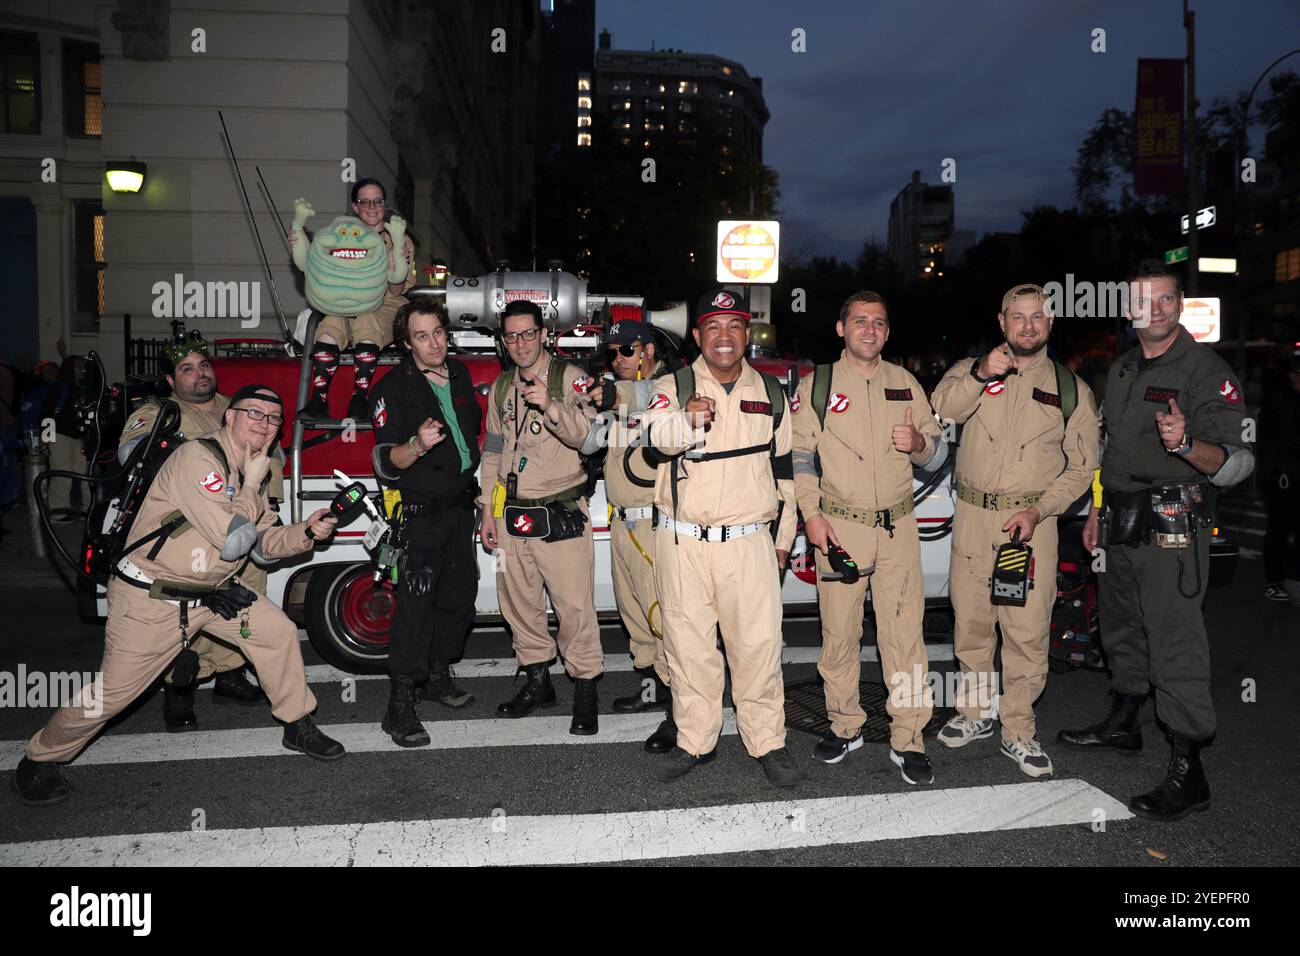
[217, 109, 293, 346]
[255, 165, 292, 252]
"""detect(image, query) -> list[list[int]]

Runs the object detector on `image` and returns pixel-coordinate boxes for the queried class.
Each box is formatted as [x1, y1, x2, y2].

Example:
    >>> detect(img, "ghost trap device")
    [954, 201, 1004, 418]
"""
[990, 529, 1034, 607]
[821, 543, 863, 584]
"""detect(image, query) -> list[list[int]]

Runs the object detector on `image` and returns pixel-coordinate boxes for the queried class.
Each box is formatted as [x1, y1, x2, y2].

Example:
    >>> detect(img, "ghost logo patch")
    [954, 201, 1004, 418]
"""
[712, 291, 736, 309]
[790, 392, 802, 413]
[648, 393, 671, 411]
[200, 470, 225, 494]
[513, 513, 533, 534]
[1219, 379, 1241, 404]
[827, 393, 850, 414]
[371, 397, 388, 429]
[884, 388, 913, 402]
[572, 376, 592, 395]
[984, 380, 1006, 396]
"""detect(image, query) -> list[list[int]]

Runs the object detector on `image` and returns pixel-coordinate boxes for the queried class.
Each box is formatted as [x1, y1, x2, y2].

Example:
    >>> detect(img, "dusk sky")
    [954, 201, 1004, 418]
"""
[597, 0, 1300, 262]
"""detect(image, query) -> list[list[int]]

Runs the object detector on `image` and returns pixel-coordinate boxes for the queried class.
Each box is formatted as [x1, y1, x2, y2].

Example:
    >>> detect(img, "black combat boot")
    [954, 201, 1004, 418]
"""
[162, 681, 197, 732]
[496, 662, 556, 718]
[570, 677, 599, 736]
[417, 660, 475, 709]
[299, 341, 340, 419]
[13, 757, 70, 807]
[381, 675, 431, 747]
[1057, 689, 1145, 752]
[645, 693, 677, 754]
[281, 714, 346, 760]
[612, 666, 669, 713]
[1129, 734, 1211, 822]
[212, 666, 267, 706]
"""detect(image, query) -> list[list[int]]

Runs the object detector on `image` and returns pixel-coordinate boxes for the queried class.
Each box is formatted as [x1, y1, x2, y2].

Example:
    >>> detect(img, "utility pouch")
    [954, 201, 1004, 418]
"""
[504, 504, 551, 539]
[1101, 489, 1151, 547]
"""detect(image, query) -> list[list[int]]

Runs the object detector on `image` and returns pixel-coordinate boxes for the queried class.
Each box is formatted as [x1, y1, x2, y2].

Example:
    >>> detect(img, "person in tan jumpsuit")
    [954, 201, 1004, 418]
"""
[478, 301, 605, 735]
[120, 343, 283, 727]
[588, 321, 672, 732]
[14, 384, 343, 807]
[294, 178, 416, 421]
[792, 291, 948, 785]
[931, 284, 1100, 777]
[638, 289, 800, 788]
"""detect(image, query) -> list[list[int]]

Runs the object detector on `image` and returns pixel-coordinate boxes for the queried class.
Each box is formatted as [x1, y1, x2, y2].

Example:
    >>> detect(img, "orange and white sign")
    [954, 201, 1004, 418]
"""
[1180, 297, 1221, 343]
[717, 220, 779, 284]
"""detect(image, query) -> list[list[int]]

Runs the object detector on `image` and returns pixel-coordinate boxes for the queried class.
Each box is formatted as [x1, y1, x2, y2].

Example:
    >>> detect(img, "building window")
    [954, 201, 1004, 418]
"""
[577, 132, 592, 147]
[1, 31, 40, 134]
[643, 120, 663, 132]
[577, 95, 591, 109]
[612, 80, 631, 92]
[678, 80, 698, 95]
[721, 65, 733, 75]
[63, 40, 101, 137]
[615, 118, 631, 130]
[643, 138, 652, 150]
[644, 99, 664, 113]
[1276, 248, 1300, 283]
[577, 114, 591, 128]
[620, 135, 632, 146]
[74, 201, 105, 328]
[679, 100, 695, 114]
[613, 98, 631, 111]
[577, 72, 591, 92]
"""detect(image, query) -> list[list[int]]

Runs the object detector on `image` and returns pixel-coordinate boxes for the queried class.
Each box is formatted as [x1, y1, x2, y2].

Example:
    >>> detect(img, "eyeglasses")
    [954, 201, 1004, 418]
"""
[230, 406, 285, 427]
[607, 343, 640, 359]
[354, 199, 386, 209]
[501, 328, 542, 344]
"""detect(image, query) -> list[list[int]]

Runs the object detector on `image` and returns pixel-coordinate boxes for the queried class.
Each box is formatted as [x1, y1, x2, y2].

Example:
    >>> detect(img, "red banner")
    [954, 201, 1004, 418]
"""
[1133, 58, 1185, 196]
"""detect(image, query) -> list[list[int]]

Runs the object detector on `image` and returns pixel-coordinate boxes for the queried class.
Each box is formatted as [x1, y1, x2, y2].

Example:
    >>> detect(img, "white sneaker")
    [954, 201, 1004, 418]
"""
[937, 715, 995, 749]
[1001, 738, 1053, 778]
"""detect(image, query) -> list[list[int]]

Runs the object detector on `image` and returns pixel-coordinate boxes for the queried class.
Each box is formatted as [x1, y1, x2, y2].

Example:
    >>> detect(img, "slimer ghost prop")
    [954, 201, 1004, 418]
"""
[291, 198, 408, 316]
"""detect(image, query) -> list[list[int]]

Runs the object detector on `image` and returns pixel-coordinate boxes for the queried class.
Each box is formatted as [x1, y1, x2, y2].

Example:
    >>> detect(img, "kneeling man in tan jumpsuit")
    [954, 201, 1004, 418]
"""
[16, 384, 344, 806]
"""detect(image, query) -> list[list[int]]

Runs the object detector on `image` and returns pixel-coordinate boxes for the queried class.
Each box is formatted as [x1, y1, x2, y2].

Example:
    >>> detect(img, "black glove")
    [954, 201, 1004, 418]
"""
[594, 379, 619, 412]
[200, 582, 259, 620]
[401, 551, 434, 597]
[544, 502, 588, 542]
[171, 648, 200, 687]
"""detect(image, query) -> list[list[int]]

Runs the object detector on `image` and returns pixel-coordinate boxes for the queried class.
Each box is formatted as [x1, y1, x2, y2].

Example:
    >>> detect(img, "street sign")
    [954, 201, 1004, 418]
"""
[1180, 297, 1221, 343]
[1179, 205, 1217, 234]
[717, 220, 780, 284]
[1165, 246, 1189, 264]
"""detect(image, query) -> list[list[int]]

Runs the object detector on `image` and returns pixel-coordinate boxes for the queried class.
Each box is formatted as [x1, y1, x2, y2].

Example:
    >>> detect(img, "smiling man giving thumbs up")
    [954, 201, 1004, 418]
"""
[792, 291, 948, 784]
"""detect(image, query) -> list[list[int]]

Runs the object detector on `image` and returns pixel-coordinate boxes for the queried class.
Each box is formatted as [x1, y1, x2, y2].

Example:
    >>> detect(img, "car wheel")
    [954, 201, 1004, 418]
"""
[303, 562, 393, 674]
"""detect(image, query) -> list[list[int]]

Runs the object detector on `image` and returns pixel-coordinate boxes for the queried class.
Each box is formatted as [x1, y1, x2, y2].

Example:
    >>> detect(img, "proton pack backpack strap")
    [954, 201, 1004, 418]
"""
[547, 356, 568, 403]
[811, 363, 834, 429]
[1053, 360, 1077, 424]
[120, 437, 232, 561]
[492, 371, 512, 417]
[760, 371, 786, 434]
[674, 365, 694, 408]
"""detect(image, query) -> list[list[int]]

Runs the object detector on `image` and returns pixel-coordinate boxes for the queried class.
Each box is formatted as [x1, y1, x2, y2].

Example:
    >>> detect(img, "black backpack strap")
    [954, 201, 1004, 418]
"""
[1053, 360, 1077, 424]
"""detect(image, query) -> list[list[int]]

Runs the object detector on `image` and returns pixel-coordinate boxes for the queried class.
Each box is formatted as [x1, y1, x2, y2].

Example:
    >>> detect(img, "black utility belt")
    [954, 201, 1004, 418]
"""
[504, 498, 587, 542]
[1102, 482, 1213, 548]
[402, 487, 478, 518]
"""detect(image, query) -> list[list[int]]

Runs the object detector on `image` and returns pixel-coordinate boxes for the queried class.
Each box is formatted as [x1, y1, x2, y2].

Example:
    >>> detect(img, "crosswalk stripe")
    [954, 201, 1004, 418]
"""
[289, 645, 955, 687]
[0, 779, 1132, 866]
[0, 712, 717, 772]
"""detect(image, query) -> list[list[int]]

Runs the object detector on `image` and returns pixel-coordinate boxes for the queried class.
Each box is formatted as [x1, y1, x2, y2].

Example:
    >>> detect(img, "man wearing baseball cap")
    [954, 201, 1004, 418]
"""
[590, 320, 673, 721]
[16, 383, 343, 806]
[931, 284, 1100, 778]
[636, 288, 800, 786]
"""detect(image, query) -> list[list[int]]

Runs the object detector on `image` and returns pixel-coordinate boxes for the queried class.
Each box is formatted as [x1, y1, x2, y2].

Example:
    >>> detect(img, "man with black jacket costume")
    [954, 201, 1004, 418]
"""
[369, 299, 482, 747]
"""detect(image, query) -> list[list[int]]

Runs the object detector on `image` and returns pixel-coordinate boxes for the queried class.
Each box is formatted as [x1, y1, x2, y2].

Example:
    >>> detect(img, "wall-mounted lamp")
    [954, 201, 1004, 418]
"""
[105, 161, 147, 193]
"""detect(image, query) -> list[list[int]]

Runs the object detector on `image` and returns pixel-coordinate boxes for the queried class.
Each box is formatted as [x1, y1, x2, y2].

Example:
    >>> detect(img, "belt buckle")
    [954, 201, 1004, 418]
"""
[698, 524, 711, 541]
[983, 492, 996, 510]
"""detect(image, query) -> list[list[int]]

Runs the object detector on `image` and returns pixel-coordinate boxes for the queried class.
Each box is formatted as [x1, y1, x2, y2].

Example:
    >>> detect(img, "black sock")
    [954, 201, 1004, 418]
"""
[353, 341, 380, 398]
[308, 341, 341, 405]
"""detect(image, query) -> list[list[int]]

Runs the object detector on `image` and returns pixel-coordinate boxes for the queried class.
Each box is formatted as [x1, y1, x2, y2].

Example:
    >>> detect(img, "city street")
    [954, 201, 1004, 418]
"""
[1, 509, 1295, 868]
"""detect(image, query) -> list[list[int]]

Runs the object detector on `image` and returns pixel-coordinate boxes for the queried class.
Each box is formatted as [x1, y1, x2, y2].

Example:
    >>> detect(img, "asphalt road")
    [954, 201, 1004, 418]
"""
[0, 542, 1296, 867]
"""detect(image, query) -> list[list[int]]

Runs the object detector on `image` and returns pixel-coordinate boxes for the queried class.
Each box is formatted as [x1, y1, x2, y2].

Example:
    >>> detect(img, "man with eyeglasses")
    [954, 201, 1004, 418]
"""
[295, 178, 416, 421]
[1060, 261, 1254, 822]
[369, 299, 481, 747]
[118, 339, 282, 730]
[479, 300, 605, 734]
[16, 384, 344, 806]
[584, 321, 673, 733]
[932, 284, 1100, 779]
